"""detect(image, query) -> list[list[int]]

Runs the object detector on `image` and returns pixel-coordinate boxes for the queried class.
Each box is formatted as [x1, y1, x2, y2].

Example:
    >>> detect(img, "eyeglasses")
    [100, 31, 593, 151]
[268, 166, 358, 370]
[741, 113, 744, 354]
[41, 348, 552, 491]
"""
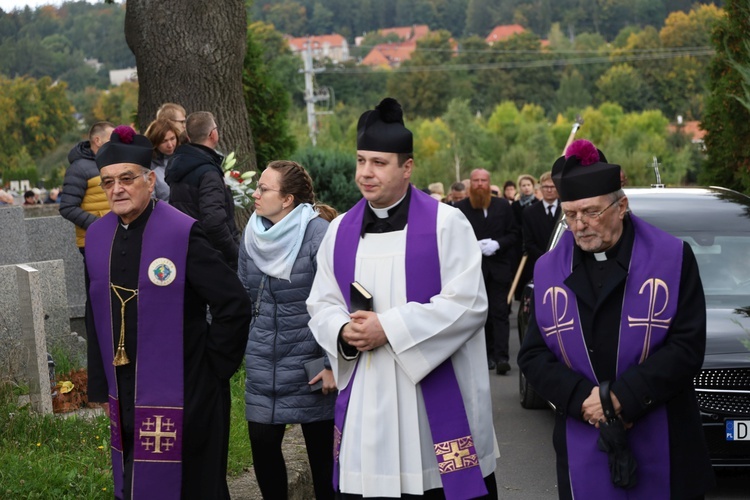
[99, 172, 148, 190]
[541, 184, 556, 190]
[561, 198, 620, 229]
[255, 185, 281, 196]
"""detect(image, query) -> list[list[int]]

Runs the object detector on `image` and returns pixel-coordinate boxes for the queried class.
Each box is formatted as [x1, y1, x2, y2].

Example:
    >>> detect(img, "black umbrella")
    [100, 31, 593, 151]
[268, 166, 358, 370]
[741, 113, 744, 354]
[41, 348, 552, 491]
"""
[596, 381, 637, 489]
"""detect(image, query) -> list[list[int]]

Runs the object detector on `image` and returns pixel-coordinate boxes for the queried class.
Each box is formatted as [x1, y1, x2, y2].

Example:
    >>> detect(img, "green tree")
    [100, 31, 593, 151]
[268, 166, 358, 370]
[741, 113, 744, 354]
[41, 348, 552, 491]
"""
[700, 0, 750, 193]
[412, 117, 454, 187]
[292, 147, 361, 212]
[655, 4, 723, 118]
[386, 30, 465, 118]
[265, 1, 307, 37]
[553, 69, 592, 116]
[596, 64, 653, 112]
[0, 75, 76, 164]
[243, 21, 296, 169]
[92, 81, 138, 125]
[309, 2, 334, 35]
[442, 98, 489, 180]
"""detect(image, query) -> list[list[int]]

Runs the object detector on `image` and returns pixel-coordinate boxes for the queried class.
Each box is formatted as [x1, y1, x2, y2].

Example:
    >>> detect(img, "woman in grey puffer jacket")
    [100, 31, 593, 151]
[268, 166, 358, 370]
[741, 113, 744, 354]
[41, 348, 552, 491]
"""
[239, 160, 338, 500]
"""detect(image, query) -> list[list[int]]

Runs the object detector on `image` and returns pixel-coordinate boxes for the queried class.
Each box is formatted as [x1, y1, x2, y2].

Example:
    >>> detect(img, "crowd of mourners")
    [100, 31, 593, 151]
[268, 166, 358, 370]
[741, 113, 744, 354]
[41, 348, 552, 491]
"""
[51, 97, 714, 500]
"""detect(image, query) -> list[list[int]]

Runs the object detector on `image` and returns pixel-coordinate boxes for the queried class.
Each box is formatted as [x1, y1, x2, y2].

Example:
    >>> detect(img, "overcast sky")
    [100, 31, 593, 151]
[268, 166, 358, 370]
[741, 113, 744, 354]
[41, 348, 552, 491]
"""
[0, 0, 98, 11]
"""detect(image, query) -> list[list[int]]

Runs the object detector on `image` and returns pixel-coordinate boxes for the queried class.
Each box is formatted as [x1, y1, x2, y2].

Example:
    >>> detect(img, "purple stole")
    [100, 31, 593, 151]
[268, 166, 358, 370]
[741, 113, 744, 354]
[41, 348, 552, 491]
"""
[86, 202, 194, 499]
[534, 215, 682, 498]
[332, 186, 487, 499]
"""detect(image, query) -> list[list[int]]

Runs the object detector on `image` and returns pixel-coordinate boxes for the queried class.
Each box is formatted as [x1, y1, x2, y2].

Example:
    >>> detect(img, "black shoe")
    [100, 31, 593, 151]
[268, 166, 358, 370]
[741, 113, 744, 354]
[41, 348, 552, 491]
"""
[496, 362, 511, 375]
[488, 359, 497, 370]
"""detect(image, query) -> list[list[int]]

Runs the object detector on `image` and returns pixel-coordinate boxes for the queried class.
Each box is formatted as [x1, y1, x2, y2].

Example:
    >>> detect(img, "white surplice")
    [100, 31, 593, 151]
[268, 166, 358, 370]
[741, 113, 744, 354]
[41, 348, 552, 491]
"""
[307, 203, 499, 497]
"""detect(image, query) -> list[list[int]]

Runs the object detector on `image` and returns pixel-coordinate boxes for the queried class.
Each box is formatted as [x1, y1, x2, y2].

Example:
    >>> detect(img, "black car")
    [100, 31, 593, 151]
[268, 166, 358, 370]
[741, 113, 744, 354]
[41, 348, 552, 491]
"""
[517, 186, 750, 467]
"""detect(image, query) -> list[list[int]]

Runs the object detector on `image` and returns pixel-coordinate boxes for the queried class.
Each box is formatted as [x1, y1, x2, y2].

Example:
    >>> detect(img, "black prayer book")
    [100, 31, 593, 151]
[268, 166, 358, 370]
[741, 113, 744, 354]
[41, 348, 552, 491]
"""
[350, 281, 373, 313]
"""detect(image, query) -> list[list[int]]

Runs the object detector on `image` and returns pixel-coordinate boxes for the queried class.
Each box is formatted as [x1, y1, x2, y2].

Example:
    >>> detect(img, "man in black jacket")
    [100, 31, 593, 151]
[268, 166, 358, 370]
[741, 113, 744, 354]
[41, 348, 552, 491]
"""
[59, 121, 115, 252]
[455, 168, 519, 374]
[166, 111, 240, 270]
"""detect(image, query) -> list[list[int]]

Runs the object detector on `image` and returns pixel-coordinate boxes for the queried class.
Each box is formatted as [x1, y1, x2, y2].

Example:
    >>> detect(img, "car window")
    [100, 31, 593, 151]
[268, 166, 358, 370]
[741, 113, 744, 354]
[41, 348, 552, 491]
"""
[677, 234, 750, 307]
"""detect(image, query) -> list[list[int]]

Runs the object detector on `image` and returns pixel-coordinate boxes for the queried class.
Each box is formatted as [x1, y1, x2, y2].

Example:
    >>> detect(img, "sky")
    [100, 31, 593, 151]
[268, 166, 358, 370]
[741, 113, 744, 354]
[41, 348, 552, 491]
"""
[0, 0, 98, 11]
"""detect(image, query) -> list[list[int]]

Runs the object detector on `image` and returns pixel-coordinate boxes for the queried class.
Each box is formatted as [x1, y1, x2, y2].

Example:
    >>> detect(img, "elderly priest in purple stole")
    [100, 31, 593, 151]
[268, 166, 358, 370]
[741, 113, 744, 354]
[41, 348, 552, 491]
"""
[306, 98, 499, 499]
[85, 125, 252, 500]
[518, 139, 715, 499]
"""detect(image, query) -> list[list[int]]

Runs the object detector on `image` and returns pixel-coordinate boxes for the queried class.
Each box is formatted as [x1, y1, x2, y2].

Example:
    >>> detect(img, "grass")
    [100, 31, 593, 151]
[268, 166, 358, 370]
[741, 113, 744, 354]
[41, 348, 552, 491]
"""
[0, 382, 113, 499]
[49, 345, 76, 377]
[0, 363, 253, 496]
[227, 363, 254, 476]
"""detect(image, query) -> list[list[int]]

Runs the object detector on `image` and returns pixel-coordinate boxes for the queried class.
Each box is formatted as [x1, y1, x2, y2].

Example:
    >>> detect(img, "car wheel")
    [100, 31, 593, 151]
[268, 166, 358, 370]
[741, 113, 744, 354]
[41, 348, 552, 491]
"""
[520, 369, 548, 409]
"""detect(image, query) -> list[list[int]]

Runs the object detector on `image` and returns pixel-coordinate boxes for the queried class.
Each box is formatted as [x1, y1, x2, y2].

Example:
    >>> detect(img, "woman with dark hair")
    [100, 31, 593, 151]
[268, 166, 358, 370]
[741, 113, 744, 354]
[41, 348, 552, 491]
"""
[239, 160, 337, 499]
[510, 174, 538, 302]
[144, 118, 180, 202]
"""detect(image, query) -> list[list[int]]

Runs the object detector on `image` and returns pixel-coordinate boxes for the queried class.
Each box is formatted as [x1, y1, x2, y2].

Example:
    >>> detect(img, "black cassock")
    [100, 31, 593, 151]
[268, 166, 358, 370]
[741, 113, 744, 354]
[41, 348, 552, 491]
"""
[87, 201, 252, 499]
[518, 217, 715, 499]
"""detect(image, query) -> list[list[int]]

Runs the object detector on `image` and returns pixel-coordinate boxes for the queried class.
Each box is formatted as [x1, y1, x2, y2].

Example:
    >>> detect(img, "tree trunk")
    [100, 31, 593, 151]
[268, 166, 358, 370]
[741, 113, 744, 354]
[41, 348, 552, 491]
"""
[124, 0, 256, 169]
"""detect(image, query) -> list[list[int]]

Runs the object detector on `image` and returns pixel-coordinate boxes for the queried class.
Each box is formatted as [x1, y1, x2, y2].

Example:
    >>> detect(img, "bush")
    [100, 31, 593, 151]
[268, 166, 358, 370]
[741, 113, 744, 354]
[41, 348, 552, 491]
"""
[292, 147, 362, 213]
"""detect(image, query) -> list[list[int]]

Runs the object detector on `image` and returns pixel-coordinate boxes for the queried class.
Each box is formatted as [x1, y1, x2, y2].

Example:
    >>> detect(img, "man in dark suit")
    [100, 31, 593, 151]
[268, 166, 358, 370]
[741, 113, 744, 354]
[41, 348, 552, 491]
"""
[455, 168, 519, 374]
[522, 171, 560, 272]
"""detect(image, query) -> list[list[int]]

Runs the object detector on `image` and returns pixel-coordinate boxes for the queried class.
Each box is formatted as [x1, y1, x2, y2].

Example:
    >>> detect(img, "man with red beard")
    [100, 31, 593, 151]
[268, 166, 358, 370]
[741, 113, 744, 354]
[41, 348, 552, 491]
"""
[455, 169, 519, 374]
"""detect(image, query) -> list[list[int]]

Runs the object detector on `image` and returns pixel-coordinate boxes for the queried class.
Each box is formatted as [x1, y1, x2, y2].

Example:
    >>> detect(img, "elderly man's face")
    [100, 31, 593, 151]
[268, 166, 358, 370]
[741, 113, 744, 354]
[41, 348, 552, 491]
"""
[99, 163, 155, 224]
[561, 194, 627, 253]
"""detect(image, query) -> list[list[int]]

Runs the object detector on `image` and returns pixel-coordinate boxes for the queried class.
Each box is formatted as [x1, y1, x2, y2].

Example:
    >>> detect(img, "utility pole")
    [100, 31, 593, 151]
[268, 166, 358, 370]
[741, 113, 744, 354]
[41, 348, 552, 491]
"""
[302, 41, 333, 146]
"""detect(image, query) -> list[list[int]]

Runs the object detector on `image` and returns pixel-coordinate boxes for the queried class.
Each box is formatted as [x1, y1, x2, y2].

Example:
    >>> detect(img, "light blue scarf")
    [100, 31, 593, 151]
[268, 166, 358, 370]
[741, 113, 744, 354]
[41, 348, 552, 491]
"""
[243, 203, 318, 281]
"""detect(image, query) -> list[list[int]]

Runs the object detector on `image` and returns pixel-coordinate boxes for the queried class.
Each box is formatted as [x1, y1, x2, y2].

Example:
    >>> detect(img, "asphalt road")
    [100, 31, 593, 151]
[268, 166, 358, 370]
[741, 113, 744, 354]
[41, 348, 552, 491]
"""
[490, 303, 750, 499]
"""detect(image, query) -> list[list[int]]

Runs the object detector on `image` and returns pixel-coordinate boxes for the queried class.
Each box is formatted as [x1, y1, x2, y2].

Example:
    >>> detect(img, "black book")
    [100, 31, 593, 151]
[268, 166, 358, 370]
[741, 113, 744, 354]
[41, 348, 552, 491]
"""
[350, 281, 373, 313]
[303, 357, 326, 392]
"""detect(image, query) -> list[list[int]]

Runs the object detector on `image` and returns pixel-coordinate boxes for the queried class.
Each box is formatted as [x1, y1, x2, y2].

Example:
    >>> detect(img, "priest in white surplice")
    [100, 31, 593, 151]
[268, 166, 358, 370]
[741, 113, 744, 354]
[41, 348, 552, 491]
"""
[307, 98, 499, 499]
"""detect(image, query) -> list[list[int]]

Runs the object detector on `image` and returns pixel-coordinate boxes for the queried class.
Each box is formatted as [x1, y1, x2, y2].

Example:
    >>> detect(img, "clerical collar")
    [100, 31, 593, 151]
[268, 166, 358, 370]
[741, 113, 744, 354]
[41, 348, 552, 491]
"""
[360, 187, 411, 236]
[582, 215, 631, 263]
[119, 199, 156, 231]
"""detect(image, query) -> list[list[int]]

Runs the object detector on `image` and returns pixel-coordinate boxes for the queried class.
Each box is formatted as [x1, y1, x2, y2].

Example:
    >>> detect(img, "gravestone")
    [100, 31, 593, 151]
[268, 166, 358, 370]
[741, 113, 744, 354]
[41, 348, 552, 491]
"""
[0, 205, 87, 332]
[16, 264, 53, 414]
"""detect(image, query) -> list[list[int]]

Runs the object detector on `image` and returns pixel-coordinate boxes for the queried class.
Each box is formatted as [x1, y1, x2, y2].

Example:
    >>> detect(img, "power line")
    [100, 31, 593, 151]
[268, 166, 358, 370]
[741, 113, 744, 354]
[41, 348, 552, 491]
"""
[325, 48, 715, 74]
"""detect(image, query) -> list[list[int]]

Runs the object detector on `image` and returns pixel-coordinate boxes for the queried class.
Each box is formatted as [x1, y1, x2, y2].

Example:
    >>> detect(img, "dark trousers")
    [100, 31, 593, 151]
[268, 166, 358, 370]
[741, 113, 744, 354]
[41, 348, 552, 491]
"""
[484, 276, 511, 363]
[248, 419, 335, 500]
[335, 472, 498, 500]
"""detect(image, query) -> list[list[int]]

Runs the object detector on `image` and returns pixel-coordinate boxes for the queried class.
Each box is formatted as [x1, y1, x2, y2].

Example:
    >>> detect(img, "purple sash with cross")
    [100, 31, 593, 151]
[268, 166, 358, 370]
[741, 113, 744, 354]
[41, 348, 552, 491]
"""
[332, 185, 487, 499]
[87, 202, 194, 499]
[533, 214, 682, 498]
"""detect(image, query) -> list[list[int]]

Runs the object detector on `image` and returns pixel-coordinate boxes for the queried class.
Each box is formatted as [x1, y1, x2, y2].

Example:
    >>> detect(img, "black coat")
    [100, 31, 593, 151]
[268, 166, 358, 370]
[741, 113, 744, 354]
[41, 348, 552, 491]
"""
[517, 218, 715, 499]
[455, 196, 519, 284]
[522, 200, 559, 266]
[87, 201, 252, 500]
[166, 143, 240, 270]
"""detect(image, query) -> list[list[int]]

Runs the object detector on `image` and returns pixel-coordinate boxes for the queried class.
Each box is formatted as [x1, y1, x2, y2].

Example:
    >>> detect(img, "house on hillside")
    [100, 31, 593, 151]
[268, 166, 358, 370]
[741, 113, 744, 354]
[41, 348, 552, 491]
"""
[379, 24, 430, 43]
[286, 34, 350, 63]
[358, 24, 431, 69]
[669, 120, 706, 146]
[485, 24, 526, 44]
[360, 41, 417, 69]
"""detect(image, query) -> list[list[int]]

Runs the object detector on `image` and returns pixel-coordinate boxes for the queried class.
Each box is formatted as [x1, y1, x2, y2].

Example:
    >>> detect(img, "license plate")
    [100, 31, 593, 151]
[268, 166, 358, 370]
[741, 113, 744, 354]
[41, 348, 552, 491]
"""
[726, 420, 750, 441]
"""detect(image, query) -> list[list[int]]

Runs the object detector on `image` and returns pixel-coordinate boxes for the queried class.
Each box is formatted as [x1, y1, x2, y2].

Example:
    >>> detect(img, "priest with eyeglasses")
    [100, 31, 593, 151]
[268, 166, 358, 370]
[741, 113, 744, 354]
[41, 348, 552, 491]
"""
[518, 139, 715, 500]
[85, 125, 251, 500]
